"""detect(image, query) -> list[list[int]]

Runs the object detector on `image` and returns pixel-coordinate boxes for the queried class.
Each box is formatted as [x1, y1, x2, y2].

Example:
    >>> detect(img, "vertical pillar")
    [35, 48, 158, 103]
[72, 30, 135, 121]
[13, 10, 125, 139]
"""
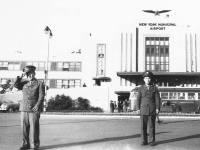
[125, 33, 128, 86]
[136, 28, 138, 72]
[126, 33, 128, 72]
[130, 33, 132, 72]
[185, 34, 189, 72]
[120, 33, 123, 86]
[190, 34, 193, 72]
[195, 34, 197, 72]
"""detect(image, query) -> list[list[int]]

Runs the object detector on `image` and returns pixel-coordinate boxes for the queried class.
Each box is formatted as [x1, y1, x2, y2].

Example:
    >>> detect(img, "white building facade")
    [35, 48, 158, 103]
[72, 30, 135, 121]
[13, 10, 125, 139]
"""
[1, 15, 200, 111]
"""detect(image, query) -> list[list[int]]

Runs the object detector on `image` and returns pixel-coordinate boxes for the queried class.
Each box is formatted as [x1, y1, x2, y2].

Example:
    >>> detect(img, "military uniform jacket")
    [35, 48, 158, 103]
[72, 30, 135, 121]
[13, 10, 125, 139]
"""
[14, 76, 45, 112]
[136, 84, 160, 115]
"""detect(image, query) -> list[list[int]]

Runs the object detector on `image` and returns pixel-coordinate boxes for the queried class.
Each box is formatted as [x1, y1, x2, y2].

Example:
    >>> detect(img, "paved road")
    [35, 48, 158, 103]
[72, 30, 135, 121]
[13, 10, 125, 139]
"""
[0, 113, 200, 150]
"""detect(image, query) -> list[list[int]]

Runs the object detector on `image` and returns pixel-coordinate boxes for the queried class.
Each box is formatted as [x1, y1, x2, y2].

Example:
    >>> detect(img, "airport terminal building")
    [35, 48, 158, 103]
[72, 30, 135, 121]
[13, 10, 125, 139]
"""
[1, 14, 200, 111]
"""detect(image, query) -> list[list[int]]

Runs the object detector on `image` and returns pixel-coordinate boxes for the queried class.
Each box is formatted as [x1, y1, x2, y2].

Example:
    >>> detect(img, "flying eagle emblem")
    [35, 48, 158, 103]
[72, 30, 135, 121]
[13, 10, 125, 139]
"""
[143, 10, 171, 16]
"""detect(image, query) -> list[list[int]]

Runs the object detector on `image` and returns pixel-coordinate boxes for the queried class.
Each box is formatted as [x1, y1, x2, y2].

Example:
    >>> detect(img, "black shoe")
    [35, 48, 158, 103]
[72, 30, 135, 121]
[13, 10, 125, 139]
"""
[150, 142, 155, 146]
[19, 145, 30, 150]
[141, 142, 148, 146]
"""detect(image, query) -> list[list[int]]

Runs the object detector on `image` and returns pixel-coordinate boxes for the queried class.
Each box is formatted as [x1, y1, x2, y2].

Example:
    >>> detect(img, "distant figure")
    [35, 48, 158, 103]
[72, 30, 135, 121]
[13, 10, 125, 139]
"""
[83, 83, 87, 87]
[123, 99, 129, 112]
[117, 101, 120, 112]
[113, 101, 117, 111]
[110, 100, 114, 113]
[126, 99, 131, 112]
[118, 100, 122, 112]
[123, 101, 126, 112]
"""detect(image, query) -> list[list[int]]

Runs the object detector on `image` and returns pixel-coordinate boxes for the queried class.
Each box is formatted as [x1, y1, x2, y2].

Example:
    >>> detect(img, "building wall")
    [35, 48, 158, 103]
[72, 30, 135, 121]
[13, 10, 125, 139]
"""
[118, 18, 200, 88]
[1, 17, 200, 111]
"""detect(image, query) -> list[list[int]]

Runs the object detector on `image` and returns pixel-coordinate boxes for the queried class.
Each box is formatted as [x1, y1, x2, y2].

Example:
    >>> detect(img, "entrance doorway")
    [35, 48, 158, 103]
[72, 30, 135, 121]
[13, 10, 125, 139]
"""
[118, 95, 130, 112]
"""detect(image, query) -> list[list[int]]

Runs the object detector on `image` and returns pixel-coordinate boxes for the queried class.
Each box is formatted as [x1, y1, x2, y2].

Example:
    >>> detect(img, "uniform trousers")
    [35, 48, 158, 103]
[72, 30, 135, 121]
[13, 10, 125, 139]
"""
[21, 112, 40, 147]
[140, 115, 155, 143]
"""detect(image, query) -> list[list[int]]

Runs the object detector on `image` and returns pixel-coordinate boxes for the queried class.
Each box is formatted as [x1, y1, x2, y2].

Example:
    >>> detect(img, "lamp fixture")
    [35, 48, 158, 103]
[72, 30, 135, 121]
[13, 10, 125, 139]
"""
[44, 26, 50, 34]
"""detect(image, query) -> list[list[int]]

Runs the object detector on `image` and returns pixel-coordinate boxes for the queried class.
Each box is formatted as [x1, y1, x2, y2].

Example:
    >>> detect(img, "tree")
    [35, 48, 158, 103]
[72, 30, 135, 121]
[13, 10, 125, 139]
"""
[47, 94, 73, 110]
[75, 97, 91, 110]
[46, 94, 103, 112]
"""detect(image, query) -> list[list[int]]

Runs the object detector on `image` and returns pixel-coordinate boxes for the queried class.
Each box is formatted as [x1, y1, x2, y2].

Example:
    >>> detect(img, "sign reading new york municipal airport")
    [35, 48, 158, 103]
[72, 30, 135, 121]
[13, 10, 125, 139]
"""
[139, 23, 176, 30]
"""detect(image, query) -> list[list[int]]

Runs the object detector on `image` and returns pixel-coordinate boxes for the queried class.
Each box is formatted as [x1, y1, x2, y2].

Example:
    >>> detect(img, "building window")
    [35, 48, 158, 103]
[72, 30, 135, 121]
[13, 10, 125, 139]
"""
[38, 62, 45, 71]
[63, 63, 69, 71]
[56, 79, 81, 88]
[146, 37, 169, 72]
[27, 62, 47, 71]
[0, 61, 8, 70]
[8, 62, 20, 70]
[0, 61, 21, 70]
[57, 62, 81, 71]
[69, 62, 81, 71]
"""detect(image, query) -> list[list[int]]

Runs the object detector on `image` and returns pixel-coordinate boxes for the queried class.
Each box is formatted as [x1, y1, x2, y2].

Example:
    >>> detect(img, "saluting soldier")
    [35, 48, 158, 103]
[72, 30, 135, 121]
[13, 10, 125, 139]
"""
[136, 71, 160, 146]
[14, 65, 45, 150]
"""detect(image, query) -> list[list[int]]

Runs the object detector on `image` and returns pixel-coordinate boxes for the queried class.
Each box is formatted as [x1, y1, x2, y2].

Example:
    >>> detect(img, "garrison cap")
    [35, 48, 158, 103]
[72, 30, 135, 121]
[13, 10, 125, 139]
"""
[22, 65, 36, 73]
[142, 71, 153, 78]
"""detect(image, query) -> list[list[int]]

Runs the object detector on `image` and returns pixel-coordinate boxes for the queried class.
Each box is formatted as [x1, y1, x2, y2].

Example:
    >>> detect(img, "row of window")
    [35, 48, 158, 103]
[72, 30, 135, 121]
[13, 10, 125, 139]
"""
[146, 46, 169, 56]
[160, 92, 200, 100]
[146, 37, 169, 45]
[0, 61, 82, 71]
[46, 79, 82, 89]
[156, 78, 198, 87]
[56, 80, 81, 88]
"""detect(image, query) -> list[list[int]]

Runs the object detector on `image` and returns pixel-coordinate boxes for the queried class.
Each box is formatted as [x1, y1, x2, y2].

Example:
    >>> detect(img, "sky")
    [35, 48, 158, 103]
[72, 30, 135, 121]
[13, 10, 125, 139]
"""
[0, 0, 200, 59]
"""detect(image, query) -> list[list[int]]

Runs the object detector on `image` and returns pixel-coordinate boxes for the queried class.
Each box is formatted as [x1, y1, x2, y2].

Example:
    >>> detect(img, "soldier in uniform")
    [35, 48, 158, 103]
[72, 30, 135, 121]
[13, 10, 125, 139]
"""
[136, 71, 160, 146]
[14, 65, 45, 150]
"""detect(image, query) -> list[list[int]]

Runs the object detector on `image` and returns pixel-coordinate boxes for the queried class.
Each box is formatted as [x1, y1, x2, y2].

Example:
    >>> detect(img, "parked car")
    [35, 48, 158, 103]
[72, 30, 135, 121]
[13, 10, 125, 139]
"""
[0, 102, 20, 113]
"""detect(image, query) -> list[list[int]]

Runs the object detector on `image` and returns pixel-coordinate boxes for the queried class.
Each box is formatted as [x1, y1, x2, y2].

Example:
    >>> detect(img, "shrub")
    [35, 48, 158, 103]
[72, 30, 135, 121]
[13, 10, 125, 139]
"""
[75, 97, 91, 110]
[47, 94, 103, 112]
[47, 94, 73, 110]
[89, 106, 103, 112]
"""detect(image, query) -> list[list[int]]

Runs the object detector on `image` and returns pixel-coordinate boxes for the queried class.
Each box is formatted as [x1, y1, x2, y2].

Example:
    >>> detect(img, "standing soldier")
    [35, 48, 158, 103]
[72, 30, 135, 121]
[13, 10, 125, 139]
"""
[136, 71, 160, 146]
[110, 100, 114, 113]
[14, 65, 45, 150]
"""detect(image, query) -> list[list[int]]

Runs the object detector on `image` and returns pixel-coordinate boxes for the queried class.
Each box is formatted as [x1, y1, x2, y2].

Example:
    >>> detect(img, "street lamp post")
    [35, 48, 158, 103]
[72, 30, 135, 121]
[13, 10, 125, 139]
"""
[44, 26, 53, 112]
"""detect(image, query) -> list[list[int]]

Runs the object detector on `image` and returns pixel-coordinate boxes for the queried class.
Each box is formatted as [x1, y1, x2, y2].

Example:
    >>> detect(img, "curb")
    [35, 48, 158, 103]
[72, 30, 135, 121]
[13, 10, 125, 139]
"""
[41, 112, 200, 117]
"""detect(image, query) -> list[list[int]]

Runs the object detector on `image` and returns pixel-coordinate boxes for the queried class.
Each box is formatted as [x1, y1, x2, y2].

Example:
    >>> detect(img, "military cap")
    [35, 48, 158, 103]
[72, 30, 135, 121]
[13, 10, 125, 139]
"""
[142, 70, 153, 78]
[22, 65, 36, 73]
